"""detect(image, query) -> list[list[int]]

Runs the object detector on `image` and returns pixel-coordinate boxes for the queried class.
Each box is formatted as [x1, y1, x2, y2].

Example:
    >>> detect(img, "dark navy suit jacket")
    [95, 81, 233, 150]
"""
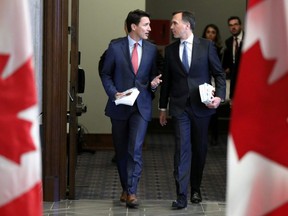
[159, 36, 226, 117]
[100, 37, 158, 121]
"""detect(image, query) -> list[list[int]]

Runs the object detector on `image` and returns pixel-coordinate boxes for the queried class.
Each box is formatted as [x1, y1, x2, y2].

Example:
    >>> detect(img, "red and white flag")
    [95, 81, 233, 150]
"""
[0, 1, 42, 215]
[227, 0, 288, 215]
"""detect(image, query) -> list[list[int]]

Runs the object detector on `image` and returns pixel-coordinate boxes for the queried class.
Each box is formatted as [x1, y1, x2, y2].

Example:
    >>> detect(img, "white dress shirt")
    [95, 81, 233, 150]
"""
[179, 34, 194, 67]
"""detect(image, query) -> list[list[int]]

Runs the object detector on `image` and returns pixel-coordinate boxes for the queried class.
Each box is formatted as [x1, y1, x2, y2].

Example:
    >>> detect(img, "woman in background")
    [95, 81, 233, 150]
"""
[202, 24, 224, 60]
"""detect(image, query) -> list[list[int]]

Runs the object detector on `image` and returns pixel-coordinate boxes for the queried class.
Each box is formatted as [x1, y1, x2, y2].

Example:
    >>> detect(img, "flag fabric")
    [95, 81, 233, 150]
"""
[227, 0, 288, 215]
[0, 1, 42, 215]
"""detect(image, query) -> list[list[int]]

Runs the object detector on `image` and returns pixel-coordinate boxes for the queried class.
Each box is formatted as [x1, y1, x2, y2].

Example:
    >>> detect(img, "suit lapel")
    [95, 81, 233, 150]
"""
[137, 40, 153, 75]
[120, 38, 135, 75]
[138, 41, 147, 73]
[190, 36, 200, 71]
[172, 41, 185, 73]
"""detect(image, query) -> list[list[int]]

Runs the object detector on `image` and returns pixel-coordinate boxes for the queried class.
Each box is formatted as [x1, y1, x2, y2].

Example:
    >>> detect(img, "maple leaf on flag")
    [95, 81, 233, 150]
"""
[0, 55, 37, 164]
[231, 41, 288, 168]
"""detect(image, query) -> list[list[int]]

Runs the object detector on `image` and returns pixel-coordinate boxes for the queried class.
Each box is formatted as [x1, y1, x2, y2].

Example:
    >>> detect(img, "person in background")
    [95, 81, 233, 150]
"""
[159, 10, 226, 209]
[202, 24, 224, 60]
[202, 23, 224, 146]
[99, 9, 162, 208]
[222, 16, 244, 104]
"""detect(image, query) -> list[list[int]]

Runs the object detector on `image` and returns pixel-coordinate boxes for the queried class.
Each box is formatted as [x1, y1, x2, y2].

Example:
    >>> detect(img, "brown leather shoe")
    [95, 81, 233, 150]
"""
[120, 191, 127, 202]
[126, 194, 139, 208]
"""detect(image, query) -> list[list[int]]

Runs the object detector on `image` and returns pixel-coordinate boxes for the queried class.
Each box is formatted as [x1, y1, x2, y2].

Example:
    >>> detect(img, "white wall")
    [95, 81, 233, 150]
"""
[78, 0, 145, 134]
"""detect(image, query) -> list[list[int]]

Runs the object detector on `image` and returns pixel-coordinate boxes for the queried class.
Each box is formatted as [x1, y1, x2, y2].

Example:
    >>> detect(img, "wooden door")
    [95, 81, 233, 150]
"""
[67, 0, 79, 199]
[42, 0, 69, 201]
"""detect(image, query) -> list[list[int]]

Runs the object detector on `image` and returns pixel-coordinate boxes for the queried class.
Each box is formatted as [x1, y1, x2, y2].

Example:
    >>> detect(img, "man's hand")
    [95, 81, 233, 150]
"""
[206, 97, 221, 109]
[151, 74, 162, 89]
[159, 110, 167, 126]
[115, 92, 126, 100]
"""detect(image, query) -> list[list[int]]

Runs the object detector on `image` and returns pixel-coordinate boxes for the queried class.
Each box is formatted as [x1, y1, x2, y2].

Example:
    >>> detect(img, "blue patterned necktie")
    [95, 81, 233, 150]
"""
[182, 41, 189, 73]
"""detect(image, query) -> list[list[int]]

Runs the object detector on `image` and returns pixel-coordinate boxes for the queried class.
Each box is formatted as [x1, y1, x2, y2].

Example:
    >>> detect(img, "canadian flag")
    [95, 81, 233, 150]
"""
[0, 1, 42, 216]
[227, 0, 288, 215]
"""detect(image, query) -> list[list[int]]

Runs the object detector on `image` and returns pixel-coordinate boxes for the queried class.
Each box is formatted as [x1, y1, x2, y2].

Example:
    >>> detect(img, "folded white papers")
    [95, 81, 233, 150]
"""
[115, 87, 140, 106]
[199, 83, 215, 105]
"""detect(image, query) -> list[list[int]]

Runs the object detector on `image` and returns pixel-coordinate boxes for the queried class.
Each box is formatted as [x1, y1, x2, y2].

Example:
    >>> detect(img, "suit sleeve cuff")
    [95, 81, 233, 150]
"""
[158, 108, 167, 111]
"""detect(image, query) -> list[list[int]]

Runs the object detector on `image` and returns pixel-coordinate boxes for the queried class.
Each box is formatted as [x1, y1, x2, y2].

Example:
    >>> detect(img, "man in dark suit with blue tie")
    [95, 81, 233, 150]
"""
[159, 10, 226, 209]
[99, 9, 162, 208]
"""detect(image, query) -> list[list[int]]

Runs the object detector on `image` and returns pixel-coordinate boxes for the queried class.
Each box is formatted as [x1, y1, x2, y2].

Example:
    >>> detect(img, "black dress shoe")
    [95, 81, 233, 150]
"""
[171, 199, 187, 209]
[190, 192, 202, 203]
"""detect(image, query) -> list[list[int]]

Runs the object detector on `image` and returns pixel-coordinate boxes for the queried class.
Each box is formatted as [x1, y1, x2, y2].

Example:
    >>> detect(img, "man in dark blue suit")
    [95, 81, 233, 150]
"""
[159, 10, 226, 209]
[99, 9, 162, 208]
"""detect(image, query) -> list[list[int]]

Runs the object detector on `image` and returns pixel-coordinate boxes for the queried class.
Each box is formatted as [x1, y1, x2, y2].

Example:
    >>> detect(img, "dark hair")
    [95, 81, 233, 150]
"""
[125, 9, 150, 33]
[227, 16, 242, 25]
[172, 10, 196, 30]
[201, 24, 222, 48]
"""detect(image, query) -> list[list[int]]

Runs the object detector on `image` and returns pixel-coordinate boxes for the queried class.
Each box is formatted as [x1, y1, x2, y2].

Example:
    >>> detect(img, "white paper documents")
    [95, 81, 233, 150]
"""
[115, 87, 140, 106]
[199, 83, 215, 105]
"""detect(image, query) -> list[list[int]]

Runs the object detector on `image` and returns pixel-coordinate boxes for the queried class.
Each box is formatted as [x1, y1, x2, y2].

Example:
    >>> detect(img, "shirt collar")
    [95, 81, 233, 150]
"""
[180, 34, 194, 44]
[235, 31, 243, 41]
[128, 35, 142, 47]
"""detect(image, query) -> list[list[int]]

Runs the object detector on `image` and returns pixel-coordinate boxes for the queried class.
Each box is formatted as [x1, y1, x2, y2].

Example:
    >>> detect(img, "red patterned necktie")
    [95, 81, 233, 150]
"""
[131, 43, 138, 74]
[234, 37, 239, 55]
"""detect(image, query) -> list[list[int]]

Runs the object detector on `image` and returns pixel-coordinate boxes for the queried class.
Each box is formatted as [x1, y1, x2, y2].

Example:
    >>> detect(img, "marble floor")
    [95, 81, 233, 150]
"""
[74, 133, 227, 201]
[43, 199, 226, 215]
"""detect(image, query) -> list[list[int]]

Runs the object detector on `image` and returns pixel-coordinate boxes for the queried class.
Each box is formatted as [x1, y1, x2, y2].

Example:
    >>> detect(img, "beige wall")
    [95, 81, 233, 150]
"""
[78, 0, 145, 134]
